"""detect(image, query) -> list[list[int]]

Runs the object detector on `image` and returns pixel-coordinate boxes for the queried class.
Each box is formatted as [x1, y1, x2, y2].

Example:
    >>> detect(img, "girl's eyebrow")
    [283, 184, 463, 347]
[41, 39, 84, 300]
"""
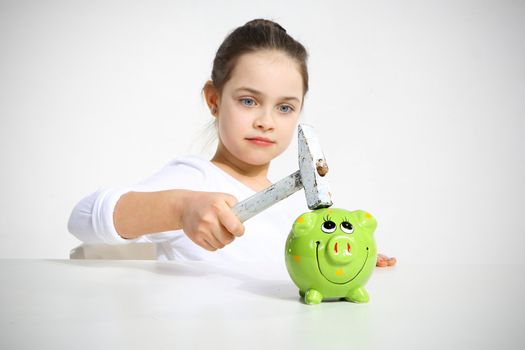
[235, 87, 301, 103]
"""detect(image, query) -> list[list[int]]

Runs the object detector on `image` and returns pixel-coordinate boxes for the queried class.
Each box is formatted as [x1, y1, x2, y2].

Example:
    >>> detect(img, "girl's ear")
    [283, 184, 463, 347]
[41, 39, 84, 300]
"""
[203, 80, 220, 116]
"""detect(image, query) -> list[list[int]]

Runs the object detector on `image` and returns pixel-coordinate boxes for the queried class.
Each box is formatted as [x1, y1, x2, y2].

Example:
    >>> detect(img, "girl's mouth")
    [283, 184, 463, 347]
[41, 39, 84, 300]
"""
[245, 137, 275, 146]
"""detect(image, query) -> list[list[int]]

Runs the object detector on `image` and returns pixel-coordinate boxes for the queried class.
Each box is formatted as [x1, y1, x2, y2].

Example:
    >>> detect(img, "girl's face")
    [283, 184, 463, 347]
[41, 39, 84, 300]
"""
[214, 50, 304, 168]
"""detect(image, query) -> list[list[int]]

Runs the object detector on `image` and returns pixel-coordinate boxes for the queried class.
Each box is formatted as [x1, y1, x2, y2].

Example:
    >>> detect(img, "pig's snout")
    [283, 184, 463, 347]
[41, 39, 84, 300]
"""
[326, 235, 354, 265]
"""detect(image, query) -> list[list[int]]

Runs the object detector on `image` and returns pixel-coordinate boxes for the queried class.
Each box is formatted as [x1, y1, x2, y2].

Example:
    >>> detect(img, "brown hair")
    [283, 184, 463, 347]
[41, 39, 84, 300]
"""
[208, 19, 309, 97]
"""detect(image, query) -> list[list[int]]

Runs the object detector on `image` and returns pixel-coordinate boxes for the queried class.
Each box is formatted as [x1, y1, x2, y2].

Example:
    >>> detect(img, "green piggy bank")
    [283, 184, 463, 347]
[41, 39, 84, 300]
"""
[285, 208, 377, 305]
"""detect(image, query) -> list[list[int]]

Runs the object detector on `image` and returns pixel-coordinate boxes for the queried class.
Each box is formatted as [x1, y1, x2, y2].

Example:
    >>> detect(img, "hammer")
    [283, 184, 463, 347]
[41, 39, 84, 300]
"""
[232, 124, 333, 222]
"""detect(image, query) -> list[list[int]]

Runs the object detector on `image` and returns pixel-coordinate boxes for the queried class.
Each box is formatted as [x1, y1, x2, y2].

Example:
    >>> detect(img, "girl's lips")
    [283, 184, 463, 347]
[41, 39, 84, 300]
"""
[245, 137, 275, 146]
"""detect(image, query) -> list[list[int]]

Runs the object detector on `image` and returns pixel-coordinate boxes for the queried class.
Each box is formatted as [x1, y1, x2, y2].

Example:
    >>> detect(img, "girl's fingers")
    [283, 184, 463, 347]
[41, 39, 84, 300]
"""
[376, 260, 388, 267]
[217, 204, 245, 237]
[206, 235, 225, 249]
[205, 232, 225, 250]
[202, 218, 236, 249]
[376, 253, 397, 267]
[216, 227, 236, 246]
[200, 237, 218, 252]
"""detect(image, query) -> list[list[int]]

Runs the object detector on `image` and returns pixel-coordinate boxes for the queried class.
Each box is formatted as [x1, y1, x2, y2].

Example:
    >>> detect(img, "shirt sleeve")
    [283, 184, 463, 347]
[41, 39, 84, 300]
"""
[67, 187, 136, 244]
[67, 157, 207, 245]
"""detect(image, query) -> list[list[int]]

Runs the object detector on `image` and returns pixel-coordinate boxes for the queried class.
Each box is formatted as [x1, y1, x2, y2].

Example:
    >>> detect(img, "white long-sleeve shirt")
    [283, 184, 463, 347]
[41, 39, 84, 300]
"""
[68, 155, 307, 262]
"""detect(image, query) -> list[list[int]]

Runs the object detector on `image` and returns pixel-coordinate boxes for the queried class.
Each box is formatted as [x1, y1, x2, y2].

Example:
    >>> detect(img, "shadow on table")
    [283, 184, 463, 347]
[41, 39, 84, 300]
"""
[49, 258, 299, 302]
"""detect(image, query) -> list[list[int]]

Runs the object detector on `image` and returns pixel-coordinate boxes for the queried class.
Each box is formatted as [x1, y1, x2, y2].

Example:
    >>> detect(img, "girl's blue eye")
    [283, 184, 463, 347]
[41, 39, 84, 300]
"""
[240, 98, 255, 107]
[278, 105, 293, 113]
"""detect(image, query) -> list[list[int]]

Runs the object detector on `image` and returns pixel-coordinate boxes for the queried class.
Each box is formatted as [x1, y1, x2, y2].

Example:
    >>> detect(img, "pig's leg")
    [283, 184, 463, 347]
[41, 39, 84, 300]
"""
[304, 289, 323, 305]
[344, 287, 369, 303]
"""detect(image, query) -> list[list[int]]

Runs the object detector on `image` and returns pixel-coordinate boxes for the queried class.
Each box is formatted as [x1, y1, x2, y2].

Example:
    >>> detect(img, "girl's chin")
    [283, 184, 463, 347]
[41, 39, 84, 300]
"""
[226, 145, 284, 167]
[236, 153, 275, 167]
[240, 158, 272, 167]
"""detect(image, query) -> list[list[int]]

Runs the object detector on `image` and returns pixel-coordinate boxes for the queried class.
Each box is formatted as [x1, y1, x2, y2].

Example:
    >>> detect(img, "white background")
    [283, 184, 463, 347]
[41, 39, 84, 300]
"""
[1, 0, 523, 263]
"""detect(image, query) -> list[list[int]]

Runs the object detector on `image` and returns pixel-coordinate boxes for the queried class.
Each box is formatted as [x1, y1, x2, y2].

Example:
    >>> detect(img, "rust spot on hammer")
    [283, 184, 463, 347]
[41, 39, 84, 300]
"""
[316, 159, 329, 177]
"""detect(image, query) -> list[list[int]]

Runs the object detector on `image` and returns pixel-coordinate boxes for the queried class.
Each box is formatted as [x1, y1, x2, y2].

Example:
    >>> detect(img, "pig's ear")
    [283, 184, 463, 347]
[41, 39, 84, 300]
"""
[292, 212, 317, 238]
[354, 210, 378, 235]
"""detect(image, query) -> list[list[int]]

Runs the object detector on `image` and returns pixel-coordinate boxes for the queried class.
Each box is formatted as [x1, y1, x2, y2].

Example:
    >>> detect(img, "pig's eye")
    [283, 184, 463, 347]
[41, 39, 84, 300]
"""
[340, 221, 354, 234]
[321, 220, 337, 233]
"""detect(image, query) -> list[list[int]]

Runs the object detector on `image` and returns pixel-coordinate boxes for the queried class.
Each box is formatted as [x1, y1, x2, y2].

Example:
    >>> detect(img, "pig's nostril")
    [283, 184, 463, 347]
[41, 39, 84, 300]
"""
[347, 243, 351, 252]
[334, 242, 338, 253]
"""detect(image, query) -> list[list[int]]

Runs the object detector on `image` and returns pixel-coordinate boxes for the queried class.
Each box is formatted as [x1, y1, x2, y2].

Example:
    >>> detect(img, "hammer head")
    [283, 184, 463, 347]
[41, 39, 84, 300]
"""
[298, 124, 333, 210]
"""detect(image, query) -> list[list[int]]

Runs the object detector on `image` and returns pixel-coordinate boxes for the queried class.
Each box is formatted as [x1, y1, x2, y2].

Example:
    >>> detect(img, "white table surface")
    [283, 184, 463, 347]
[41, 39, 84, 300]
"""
[0, 259, 523, 350]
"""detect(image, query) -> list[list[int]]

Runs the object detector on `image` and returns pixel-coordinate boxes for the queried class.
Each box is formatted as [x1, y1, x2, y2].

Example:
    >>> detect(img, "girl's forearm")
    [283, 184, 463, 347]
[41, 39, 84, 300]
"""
[113, 190, 188, 239]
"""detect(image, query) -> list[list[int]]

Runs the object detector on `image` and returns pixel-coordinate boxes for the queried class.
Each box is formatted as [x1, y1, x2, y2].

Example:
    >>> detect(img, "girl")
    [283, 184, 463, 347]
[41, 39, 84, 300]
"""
[68, 19, 396, 266]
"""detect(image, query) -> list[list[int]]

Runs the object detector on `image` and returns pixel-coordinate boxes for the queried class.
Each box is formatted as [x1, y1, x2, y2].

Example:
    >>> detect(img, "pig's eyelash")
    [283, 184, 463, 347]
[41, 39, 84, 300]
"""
[323, 215, 332, 222]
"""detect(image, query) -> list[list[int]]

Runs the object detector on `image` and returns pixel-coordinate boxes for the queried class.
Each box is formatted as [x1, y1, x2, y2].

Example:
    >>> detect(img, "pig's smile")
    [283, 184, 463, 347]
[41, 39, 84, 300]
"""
[315, 241, 369, 285]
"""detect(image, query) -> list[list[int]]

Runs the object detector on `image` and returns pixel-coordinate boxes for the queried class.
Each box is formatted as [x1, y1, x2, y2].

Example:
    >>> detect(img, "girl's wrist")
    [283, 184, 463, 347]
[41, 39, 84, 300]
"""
[169, 189, 191, 230]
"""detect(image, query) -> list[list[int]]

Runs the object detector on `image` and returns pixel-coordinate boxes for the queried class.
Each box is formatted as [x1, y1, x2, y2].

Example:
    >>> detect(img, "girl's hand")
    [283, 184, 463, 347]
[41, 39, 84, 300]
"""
[180, 191, 245, 251]
[376, 253, 397, 267]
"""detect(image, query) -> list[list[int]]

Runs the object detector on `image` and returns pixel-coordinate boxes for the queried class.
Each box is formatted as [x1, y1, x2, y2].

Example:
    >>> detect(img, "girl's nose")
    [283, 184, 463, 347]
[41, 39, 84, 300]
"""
[254, 110, 275, 131]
